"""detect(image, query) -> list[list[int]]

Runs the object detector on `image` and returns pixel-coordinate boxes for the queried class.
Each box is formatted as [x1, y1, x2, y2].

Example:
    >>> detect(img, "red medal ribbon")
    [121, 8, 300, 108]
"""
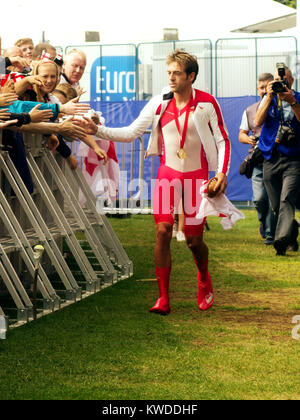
[172, 94, 193, 150]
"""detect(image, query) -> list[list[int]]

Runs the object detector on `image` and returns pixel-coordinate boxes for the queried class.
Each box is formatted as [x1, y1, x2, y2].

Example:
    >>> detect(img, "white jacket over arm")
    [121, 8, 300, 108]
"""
[95, 89, 231, 174]
[96, 95, 161, 142]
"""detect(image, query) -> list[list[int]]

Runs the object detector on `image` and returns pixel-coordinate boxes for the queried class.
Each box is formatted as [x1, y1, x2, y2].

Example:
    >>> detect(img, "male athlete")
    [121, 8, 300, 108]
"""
[76, 50, 231, 314]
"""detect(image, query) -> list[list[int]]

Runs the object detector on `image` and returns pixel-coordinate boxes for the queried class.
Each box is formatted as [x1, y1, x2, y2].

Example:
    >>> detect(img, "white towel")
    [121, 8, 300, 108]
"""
[196, 180, 245, 230]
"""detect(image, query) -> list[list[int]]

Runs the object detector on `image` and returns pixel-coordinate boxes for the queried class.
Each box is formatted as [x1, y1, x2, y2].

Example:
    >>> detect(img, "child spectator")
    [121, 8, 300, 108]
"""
[14, 38, 34, 63]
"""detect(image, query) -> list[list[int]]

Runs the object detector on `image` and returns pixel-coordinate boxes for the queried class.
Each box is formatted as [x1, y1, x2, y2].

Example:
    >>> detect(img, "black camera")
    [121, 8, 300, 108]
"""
[275, 125, 298, 147]
[272, 63, 288, 94]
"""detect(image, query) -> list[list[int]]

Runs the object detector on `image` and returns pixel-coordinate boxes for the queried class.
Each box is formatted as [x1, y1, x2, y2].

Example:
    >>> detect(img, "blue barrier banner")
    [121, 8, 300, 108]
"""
[90, 96, 259, 202]
[218, 96, 258, 201]
[90, 56, 136, 102]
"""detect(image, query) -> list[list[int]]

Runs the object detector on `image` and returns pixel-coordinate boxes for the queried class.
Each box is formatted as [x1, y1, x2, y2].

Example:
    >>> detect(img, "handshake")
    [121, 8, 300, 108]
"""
[71, 115, 101, 136]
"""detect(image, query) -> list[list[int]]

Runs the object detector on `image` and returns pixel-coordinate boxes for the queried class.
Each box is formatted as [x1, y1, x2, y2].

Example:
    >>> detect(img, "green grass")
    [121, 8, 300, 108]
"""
[1, 210, 300, 400]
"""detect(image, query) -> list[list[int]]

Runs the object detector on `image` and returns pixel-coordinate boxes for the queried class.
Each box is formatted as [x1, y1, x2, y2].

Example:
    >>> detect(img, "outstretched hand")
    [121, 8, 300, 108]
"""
[0, 93, 18, 107]
[58, 117, 88, 140]
[73, 116, 98, 135]
[29, 104, 54, 123]
[60, 98, 90, 115]
[0, 108, 11, 120]
[0, 119, 18, 129]
[8, 56, 30, 71]
[94, 146, 108, 164]
[26, 75, 45, 88]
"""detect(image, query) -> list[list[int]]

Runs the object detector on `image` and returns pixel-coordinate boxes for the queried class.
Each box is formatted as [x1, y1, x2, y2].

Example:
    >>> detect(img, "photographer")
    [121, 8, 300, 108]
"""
[255, 64, 300, 256]
[239, 73, 276, 245]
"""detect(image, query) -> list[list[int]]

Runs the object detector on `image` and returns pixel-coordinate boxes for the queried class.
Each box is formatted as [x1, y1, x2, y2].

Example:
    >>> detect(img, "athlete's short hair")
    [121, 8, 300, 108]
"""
[166, 49, 199, 83]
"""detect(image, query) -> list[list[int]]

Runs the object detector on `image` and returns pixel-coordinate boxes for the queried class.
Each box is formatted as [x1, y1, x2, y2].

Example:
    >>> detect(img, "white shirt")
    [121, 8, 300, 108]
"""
[239, 110, 249, 131]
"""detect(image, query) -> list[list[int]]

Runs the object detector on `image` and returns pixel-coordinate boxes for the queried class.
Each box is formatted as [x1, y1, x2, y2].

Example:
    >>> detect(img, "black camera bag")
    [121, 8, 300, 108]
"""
[239, 146, 264, 179]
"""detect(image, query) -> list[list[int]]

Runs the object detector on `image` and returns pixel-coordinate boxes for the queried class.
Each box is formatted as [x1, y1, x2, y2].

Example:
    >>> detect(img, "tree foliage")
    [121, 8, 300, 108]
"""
[274, 0, 296, 9]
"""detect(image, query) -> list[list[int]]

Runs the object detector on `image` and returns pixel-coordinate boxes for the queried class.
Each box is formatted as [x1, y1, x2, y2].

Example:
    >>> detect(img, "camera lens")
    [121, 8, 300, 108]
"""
[272, 81, 287, 94]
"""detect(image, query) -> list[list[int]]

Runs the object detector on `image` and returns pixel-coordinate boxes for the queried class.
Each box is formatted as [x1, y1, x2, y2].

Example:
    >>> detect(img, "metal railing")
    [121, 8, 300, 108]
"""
[0, 130, 133, 338]
[215, 36, 298, 97]
[62, 36, 298, 101]
[73, 130, 156, 215]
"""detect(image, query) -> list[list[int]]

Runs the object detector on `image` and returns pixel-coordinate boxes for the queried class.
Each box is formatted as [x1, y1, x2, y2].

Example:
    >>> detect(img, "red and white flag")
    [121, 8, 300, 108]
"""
[41, 50, 52, 62]
[77, 113, 120, 206]
[197, 180, 245, 230]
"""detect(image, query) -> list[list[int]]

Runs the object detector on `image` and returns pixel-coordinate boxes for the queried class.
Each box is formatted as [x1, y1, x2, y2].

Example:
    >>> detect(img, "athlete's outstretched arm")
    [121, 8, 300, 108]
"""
[73, 98, 159, 143]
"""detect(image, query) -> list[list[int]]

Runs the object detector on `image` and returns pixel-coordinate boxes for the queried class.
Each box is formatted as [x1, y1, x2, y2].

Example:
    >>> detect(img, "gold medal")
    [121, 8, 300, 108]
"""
[177, 148, 187, 159]
[173, 94, 192, 161]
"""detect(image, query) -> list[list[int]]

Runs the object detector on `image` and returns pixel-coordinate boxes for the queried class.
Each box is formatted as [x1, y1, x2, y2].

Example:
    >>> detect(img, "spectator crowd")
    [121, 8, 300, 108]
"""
[0, 37, 119, 201]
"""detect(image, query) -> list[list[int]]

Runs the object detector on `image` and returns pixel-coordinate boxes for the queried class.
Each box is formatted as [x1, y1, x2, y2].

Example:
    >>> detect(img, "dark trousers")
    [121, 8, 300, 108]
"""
[252, 165, 276, 239]
[263, 150, 300, 248]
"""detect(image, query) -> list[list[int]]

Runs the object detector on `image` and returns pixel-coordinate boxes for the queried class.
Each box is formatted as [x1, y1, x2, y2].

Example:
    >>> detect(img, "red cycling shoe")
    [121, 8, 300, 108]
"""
[149, 297, 171, 315]
[149, 267, 171, 315]
[198, 272, 214, 311]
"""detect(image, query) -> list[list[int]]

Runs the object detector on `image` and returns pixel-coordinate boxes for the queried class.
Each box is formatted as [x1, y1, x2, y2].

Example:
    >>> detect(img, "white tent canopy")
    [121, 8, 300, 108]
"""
[231, 12, 296, 33]
[0, 0, 296, 49]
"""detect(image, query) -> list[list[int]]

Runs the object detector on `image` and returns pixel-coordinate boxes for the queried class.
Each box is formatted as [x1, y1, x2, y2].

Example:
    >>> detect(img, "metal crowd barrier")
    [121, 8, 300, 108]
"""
[0, 130, 133, 339]
[98, 130, 156, 215]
